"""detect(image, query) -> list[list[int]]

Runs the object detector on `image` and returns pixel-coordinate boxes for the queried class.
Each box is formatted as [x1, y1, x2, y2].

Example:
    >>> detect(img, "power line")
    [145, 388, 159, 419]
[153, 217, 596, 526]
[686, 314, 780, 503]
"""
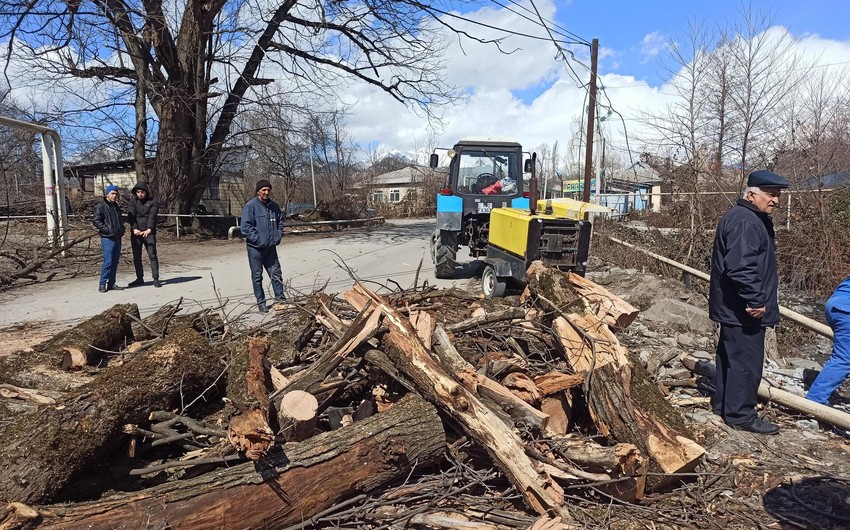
[495, 0, 591, 45]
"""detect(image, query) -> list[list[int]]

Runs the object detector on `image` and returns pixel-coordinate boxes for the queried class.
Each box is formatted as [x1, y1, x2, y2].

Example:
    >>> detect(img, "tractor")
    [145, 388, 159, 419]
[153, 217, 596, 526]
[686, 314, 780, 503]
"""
[429, 137, 610, 297]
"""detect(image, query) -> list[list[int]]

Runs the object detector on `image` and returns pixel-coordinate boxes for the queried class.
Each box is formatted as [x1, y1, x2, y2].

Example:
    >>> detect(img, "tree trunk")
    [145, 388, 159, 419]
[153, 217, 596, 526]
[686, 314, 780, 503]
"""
[0, 326, 223, 504]
[26, 395, 444, 529]
[33, 304, 139, 370]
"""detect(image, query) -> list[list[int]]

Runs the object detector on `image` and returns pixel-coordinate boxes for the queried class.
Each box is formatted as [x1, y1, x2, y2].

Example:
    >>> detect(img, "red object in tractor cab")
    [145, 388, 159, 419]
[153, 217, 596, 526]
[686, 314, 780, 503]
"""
[439, 187, 453, 195]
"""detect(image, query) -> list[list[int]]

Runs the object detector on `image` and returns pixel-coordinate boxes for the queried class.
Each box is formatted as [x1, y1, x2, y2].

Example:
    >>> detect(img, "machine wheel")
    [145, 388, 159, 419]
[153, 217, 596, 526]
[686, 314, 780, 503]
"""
[481, 265, 506, 298]
[434, 230, 458, 279]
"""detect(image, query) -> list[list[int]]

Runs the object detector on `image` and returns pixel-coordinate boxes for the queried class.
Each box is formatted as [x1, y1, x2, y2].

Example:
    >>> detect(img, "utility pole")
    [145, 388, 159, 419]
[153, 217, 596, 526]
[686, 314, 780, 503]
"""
[582, 38, 599, 204]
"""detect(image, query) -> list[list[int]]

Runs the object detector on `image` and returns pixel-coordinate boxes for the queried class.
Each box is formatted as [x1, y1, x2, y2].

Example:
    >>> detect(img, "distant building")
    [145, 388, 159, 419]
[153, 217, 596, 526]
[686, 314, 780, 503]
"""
[64, 147, 249, 215]
[355, 165, 446, 206]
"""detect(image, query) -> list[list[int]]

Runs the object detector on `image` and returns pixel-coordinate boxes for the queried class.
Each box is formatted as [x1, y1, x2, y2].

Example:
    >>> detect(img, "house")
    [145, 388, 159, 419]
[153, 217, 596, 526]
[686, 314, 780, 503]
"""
[598, 162, 663, 213]
[64, 147, 249, 215]
[356, 165, 447, 207]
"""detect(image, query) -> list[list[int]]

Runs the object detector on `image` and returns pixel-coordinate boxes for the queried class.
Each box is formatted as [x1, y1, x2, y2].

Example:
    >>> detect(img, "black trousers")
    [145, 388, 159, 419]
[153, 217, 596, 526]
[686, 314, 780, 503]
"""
[131, 233, 159, 280]
[712, 325, 766, 425]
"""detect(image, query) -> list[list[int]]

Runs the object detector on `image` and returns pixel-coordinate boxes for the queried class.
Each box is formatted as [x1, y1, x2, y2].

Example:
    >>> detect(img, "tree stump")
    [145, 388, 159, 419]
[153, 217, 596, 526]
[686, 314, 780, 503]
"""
[277, 390, 319, 442]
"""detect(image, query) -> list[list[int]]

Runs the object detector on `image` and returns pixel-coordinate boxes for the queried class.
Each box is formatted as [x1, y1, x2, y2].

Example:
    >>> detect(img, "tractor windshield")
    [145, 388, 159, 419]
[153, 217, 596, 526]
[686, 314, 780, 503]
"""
[455, 148, 520, 196]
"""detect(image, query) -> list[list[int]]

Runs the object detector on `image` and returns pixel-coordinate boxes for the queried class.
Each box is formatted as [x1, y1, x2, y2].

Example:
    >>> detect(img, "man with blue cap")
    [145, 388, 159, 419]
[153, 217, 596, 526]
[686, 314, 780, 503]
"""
[709, 169, 789, 434]
[92, 184, 126, 292]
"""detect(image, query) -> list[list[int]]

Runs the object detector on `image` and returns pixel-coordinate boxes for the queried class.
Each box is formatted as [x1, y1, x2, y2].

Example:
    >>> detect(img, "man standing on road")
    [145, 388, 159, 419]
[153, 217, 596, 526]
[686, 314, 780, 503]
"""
[241, 179, 286, 313]
[709, 170, 789, 435]
[93, 185, 126, 293]
[127, 182, 161, 288]
[806, 274, 850, 404]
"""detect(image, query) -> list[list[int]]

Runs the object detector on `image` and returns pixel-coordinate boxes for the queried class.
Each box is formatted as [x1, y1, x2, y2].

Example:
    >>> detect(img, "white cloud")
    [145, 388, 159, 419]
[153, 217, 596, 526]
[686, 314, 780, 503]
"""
[639, 31, 666, 63]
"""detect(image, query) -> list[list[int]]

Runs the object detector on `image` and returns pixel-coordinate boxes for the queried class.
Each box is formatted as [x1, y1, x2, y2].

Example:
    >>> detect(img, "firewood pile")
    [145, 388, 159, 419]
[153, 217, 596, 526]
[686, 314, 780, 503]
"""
[0, 261, 715, 529]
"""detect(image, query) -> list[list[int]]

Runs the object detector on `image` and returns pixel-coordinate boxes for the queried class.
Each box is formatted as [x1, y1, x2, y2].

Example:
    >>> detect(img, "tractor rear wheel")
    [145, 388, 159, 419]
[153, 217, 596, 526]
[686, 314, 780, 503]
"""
[481, 265, 506, 298]
[434, 230, 458, 279]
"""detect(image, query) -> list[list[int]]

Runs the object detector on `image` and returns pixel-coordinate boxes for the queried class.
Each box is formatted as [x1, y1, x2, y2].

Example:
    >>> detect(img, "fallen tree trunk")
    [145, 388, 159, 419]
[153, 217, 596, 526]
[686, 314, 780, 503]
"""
[32, 304, 140, 370]
[0, 326, 223, 505]
[227, 337, 275, 460]
[680, 354, 850, 432]
[25, 394, 445, 530]
[345, 283, 568, 519]
[551, 312, 703, 488]
[525, 261, 638, 330]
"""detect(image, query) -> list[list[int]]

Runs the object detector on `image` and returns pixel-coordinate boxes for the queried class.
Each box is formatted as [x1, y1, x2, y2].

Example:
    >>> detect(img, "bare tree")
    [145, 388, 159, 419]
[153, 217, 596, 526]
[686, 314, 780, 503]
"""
[0, 0, 485, 213]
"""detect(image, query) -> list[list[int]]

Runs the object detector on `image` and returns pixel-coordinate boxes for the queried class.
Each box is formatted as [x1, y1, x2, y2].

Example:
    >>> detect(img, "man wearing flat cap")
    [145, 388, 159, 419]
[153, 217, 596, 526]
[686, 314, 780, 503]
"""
[241, 179, 286, 313]
[708, 169, 789, 434]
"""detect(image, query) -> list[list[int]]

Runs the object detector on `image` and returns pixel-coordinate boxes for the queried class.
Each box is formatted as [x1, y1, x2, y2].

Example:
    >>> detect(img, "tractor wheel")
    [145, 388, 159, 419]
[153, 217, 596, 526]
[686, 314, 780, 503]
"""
[434, 230, 458, 279]
[481, 265, 506, 298]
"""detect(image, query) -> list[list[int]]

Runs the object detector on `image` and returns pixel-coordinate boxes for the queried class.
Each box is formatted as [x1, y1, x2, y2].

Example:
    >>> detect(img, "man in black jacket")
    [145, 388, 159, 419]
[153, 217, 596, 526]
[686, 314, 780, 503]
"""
[126, 182, 161, 288]
[92, 185, 126, 292]
[709, 170, 788, 434]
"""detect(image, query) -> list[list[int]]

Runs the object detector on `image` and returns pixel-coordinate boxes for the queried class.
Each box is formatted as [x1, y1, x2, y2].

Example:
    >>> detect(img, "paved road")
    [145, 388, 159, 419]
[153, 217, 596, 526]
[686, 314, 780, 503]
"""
[0, 219, 485, 328]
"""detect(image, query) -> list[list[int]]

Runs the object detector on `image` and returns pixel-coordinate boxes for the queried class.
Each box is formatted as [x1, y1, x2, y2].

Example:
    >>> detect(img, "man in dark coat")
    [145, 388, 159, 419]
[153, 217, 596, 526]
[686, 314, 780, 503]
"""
[126, 182, 161, 288]
[241, 179, 285, 313]
[92, 185, 126, 292]
[709, 169, 788, 434]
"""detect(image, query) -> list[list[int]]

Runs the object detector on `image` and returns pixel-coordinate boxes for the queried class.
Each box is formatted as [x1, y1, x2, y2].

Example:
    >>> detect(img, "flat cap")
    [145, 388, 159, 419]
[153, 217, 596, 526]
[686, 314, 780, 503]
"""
[747, 170, 789, 188]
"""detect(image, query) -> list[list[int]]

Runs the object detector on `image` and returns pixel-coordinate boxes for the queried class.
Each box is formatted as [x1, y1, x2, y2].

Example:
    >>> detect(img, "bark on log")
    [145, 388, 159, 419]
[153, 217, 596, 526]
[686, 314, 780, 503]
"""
[37, 304, 139, 370]
[346, 284, 567, 519]
[526, 261, 638, 329]
[0, 326, 223, 504]
[25, 394, 445, 530]
[227, 338, 274, 460]
[130, 303, 179, 340]
[552, 313, 703, 487]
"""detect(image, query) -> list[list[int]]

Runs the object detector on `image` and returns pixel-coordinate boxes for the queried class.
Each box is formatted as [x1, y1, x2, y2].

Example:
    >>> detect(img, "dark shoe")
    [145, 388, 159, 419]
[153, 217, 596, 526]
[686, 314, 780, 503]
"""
[99, 284, 107, 293]
[153, 279, 162, 288]
[128, 278, 145, 288]
[110, 285, 125, 291]
[730, 416, 780, 435]
[258, 304, 269, 314]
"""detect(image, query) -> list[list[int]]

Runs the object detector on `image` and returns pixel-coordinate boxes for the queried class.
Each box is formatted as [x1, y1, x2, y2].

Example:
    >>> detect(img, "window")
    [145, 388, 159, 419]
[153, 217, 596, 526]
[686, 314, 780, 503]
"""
[372, 190, 383, 203]
[389, 189, 400, 202]
[457, 149, 519, 196]
[206, 174, 221, 200]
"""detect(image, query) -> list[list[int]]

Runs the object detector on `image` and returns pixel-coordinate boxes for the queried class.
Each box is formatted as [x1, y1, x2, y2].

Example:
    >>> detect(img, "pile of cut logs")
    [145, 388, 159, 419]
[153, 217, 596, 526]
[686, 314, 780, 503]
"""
[0, 261, 705, 529]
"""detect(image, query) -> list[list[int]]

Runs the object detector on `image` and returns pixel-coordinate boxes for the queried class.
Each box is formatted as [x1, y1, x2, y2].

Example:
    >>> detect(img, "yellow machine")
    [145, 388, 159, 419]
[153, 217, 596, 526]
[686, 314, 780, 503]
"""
[482, 191, 612, 298]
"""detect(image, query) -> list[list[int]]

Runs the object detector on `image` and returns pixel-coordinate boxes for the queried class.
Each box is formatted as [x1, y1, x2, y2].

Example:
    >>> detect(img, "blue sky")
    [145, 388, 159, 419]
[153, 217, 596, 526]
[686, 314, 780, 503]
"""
[342, 0, 850, 165]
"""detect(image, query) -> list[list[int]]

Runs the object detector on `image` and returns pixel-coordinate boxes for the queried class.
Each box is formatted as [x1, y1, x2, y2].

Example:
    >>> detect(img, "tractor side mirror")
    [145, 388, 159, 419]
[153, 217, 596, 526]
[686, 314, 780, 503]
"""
[429, 153, 439, 168]
[523, 159, 532, 173]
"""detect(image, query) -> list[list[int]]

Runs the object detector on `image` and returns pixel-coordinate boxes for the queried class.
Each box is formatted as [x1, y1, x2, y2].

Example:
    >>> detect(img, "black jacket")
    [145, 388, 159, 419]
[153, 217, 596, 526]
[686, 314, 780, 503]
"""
[127, 182, 160, 232]
[241, 196, 283, 249]
[709, 198, 780, 327]
[93, 198, 125, 240]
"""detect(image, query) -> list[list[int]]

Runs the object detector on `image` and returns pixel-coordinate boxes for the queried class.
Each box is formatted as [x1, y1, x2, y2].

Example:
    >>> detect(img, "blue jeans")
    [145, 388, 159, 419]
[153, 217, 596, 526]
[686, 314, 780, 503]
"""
[247, 245, 284, 307]
[807, 298, 850, 404]
[100, 237, 122, 288]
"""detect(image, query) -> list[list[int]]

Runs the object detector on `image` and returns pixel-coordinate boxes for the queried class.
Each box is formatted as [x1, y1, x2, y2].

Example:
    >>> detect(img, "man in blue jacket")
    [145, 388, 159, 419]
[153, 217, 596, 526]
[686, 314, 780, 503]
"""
[241, 179, 285, 313]
[806, 275, 850, 404]
[93, 185, 126, 292]
[709, 170, 788, 434]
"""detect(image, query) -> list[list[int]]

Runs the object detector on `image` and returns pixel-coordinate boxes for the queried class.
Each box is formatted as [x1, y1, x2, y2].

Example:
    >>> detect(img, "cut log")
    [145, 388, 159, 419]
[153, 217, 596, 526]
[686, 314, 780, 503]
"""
[444, 307, 527, 334]
[534, 372, 584, 396]
[42, 303, 140, 369]
[526, 261, 639, 329]
[552, 312, 703, 488]
[25, 394, 445, 529]
[277, 390, 319, 442]
[432, 327, 549, 432]
[0, 325, 223, 504]
[227, 337, 274, 460]
[541, 393, 572, 436]
[347, 283, 567, 518]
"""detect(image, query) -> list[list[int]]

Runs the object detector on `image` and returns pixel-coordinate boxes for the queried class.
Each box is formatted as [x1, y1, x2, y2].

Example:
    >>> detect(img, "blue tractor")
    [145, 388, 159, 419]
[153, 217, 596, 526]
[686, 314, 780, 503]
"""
[429, 137, 530, 279]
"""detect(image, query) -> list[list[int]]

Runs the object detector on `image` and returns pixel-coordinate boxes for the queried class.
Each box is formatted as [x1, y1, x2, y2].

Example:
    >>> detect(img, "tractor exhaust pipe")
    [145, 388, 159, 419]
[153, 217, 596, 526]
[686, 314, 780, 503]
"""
[529, 152, 538, 215]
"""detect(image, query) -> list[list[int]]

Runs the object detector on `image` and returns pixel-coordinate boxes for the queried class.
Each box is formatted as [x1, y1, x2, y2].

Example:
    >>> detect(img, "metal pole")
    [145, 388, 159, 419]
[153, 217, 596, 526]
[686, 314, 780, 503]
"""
[309, 149, 317, 208]
[52, 133, 69, 250]
[582, 38, 599, 204]
[786, 193, 791, 230]
[40, 134, 58, 246]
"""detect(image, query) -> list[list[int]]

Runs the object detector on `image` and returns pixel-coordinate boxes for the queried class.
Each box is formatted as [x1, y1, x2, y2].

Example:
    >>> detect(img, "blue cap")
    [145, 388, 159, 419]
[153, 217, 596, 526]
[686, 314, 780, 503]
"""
[746, 170, 789, 188]
[105, 185, 119, 196]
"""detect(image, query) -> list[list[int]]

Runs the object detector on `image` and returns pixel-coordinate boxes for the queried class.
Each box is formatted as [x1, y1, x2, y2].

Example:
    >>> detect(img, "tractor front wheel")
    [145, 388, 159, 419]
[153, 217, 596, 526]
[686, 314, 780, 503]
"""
[481, 265, 506, 298]
[434, 230, 458, 279]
